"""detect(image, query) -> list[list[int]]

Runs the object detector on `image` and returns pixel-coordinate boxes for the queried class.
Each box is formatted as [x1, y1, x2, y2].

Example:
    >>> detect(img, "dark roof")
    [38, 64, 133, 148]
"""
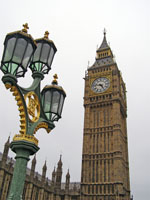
[89, 57, 115, 69]
[97, 32, 109, 52]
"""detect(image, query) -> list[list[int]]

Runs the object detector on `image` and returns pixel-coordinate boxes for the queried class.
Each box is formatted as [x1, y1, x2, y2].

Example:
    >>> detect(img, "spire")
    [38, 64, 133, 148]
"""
[97, 28, 109, 52]
[65, 169, 70, 192]
[32, 155, 36, 165]
[43, 160, 47, 171]
[52, 167, 56, 184]
[58, 155, 62, 168]
[88, 29, 115, 69]
[42, 161, 47, 182]
[2, 136, 10, 163]
[30, 155, 36, 177]
[66, 169, 70, 178]
[6, 136, 10, 145]
[104, 28, 106, 35]
[55, 155, 63, 191]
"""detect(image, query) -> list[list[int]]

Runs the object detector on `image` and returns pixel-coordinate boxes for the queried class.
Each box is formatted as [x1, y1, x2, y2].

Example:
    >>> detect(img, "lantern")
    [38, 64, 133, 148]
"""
[0, 23, 36, 78]
[29, 31, 57, 74]
[41, 74, 66, 122]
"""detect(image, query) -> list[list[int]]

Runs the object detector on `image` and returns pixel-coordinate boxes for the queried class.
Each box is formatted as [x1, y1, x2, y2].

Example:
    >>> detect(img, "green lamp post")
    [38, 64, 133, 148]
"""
[0, 24, 66, 200]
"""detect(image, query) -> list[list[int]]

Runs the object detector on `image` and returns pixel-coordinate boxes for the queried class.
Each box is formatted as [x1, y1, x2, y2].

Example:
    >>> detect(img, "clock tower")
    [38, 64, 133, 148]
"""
[81, 31, 131, 200]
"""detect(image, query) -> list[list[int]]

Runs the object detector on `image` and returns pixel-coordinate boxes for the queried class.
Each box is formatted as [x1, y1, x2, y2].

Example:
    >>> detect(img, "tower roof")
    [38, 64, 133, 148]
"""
[88, 29, 115, 69]
[97, 29, 109, 52]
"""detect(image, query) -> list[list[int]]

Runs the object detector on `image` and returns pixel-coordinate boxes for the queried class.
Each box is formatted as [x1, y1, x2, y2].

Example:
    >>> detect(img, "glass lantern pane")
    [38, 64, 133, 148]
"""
[9, 63, 18, 75]
[33, 43, 42, 62]
[42, 65, 48, 74]
[58, 94, 64, 116]
[51, 91, 60, 113]
[38, 63, 44, 71]
[48, 47, 54, 66]
[22, 43, 33, 69]
[4, 37, 16, 62]
[44, 91, 51, 112]
[51, 113, 58, 121]
[13, 38, 27, 64]
[1, 64, 8, 73]
[46, 113, 50, 120]
[40, 43, 50, 63]
[16, 66, 24, 77]
[33, 62, 39, 71]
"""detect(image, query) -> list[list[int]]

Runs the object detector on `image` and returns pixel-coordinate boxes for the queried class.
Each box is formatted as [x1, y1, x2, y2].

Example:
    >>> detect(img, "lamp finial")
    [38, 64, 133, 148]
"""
[52, 74, 58, 85]
[22, 23, 29, 33]
[44, 31, 49, 39]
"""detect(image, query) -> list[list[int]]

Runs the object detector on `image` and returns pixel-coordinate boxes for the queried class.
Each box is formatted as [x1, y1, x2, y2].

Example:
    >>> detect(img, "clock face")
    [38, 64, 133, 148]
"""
[91, 77, 110, 93]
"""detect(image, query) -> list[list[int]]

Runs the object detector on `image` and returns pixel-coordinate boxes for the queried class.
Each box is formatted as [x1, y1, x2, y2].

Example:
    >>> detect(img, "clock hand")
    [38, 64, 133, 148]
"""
[98, 83, 104, 88]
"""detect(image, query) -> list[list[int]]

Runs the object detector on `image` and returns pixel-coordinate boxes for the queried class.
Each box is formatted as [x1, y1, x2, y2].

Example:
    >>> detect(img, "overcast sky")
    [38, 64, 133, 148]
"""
[0, 0, 150, 199]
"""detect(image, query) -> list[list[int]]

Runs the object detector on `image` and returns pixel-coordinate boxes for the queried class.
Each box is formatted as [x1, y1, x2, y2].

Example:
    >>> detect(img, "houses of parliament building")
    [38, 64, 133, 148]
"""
[0, 32, 132, 200]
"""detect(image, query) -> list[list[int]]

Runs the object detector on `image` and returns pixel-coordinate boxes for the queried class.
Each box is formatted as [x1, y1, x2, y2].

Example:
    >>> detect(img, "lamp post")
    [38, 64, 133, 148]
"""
[0, 24, 66, 200]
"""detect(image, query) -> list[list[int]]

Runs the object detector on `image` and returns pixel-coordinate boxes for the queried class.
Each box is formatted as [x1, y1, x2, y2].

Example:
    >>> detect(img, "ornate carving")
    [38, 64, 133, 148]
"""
[24, 92, 40, 123]
[5, 83, 26, 135]
[13, 134, 38, 146]
[34, 122, 51, 134]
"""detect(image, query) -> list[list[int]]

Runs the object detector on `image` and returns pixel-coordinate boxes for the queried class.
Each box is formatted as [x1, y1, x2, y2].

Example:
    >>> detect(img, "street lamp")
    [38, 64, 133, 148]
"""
[0, 24, 66, 200]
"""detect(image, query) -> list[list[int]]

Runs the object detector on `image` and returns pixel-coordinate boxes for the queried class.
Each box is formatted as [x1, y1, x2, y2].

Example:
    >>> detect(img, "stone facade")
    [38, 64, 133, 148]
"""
[0, 137, 80, 200]
[80, 32, 131, 200]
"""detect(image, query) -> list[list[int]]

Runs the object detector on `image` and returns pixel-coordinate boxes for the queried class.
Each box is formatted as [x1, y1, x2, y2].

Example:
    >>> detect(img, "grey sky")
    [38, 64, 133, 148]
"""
[0, 0, 150, 199]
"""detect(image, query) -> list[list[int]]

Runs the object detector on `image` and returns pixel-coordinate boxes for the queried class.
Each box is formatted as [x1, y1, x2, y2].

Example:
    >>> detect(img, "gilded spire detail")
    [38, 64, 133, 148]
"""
[52, 74, 58, 85]
[44, 31, 49, 39]
[22, 23, 29, 33]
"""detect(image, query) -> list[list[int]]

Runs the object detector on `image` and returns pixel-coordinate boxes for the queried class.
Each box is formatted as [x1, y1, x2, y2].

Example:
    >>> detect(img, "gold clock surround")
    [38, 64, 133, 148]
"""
[89, 72, 112, 95]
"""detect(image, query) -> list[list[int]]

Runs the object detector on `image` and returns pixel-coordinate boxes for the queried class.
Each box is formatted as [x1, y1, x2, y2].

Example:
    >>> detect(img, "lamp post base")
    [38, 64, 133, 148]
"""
[7, 140, 39, 200]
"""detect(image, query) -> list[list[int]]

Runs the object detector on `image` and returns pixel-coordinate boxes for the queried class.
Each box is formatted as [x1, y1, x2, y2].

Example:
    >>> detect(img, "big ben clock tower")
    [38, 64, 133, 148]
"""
[81, 31, 131, 200]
